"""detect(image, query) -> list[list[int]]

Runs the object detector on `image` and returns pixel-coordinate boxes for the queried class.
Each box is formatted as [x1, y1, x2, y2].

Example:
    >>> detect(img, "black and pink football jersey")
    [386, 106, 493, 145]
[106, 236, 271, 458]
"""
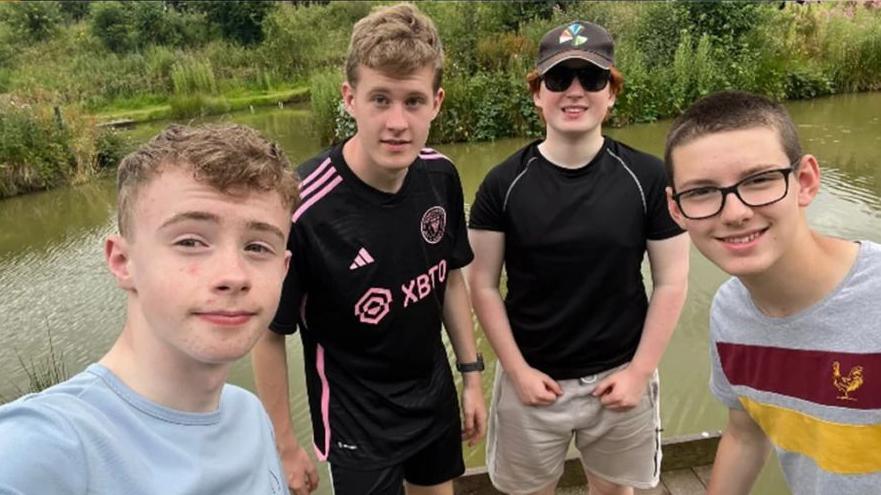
[271, 141, 473, 468]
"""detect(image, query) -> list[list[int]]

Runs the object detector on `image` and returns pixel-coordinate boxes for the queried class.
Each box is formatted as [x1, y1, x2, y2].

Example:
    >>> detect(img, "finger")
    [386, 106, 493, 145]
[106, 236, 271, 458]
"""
[464, 410, 475, 435]
[592, 379, 612, 397]
[544, 377, 563, 396]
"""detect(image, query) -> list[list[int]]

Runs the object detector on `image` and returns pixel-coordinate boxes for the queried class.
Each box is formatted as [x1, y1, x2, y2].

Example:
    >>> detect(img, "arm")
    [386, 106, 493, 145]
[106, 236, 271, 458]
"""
[251, 331, 318, 495]
[707, 409, 771, 495]
[594, 233, 690, 409]
[467, 229, 562, 406]
[442, 268, 487, 446]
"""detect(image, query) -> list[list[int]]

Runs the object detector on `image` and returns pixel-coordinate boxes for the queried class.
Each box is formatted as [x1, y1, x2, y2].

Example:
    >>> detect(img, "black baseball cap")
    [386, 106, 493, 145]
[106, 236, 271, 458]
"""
[536, 20, 615, 75]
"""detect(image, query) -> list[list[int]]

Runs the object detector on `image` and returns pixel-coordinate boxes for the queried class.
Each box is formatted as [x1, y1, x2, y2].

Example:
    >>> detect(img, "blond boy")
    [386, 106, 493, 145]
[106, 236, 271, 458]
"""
[0, 124, 297, 494]
[252, 4, 486, 495]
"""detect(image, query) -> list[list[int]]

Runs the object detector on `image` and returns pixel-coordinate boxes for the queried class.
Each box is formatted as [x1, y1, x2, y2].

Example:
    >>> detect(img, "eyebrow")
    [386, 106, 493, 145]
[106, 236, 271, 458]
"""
[160, 211, 286, 242]
[678, 164, 786, 190]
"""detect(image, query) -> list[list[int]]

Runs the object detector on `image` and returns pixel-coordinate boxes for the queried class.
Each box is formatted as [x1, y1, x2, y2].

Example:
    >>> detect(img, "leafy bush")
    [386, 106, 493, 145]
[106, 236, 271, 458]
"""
[1, 1, 63, 42]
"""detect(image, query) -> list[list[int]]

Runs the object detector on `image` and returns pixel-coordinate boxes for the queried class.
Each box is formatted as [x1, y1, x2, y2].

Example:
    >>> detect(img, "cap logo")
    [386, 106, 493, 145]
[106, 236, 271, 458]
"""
[559, 23, 588, 46]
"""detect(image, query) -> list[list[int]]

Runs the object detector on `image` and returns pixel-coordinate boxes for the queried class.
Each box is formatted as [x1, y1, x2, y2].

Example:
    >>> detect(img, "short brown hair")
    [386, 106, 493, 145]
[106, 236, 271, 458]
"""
[526, 65, 624, 122]
[116, 124, 298, 238]
[664, 91, 802, 185]
[345, 3, 444, 91]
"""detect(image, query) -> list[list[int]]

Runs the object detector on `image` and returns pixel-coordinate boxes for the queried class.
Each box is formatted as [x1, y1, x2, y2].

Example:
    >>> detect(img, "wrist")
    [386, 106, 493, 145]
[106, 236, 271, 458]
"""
[456, 352, 485, 373]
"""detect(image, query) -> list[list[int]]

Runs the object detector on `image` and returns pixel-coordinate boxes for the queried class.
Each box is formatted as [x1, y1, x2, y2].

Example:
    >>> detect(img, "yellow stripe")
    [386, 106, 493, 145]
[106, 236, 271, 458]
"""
[740, 397, 881, 474]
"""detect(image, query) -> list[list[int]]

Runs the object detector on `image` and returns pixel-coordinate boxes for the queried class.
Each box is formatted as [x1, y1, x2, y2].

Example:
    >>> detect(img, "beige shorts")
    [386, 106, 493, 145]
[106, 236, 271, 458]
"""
[486, 363, 662, 494]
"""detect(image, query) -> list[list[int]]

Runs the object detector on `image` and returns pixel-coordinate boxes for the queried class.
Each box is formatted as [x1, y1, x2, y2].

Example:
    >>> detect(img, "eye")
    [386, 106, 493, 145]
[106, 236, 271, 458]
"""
[175, 238, 207, 248]
[742, 172, 779, 187]
[405, 96, 426, 108]
[371, 94, 390, 106]
[245, 242, 274, 255]
[680, 187, 718, 200]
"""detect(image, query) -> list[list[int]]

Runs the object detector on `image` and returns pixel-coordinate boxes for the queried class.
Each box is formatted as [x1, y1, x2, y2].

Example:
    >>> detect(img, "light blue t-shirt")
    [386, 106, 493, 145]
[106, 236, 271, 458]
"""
[0, 364, 285, 495]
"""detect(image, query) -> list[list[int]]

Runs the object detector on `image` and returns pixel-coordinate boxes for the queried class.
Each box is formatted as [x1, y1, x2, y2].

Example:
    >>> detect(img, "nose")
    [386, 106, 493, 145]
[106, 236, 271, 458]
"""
[214, 247, 251, 294]
[386, 102, 408, 131]
[718, 190, 753, 225]
[564, 77, 586, 96]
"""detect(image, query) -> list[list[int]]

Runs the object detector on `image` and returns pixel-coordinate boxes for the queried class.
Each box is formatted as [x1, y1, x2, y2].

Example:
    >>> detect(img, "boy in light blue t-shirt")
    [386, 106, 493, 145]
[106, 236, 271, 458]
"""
[0, 124, 300, 495]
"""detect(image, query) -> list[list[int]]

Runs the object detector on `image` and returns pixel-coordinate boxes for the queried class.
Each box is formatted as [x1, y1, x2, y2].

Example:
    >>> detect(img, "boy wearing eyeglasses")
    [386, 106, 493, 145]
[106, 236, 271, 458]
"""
[468, 20, 689, 495]
[664, 91, 881, 495]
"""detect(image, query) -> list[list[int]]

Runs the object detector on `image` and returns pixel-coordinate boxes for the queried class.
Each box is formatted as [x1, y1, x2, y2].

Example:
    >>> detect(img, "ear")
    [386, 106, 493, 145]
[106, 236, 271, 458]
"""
[430, 87, 445, 120]
[341, 81, 355, 117]
[283, 250, 292, 274]
[105, 235, 135, 290]
[666, 186, 688, 230]
[794, 154, 821, 207]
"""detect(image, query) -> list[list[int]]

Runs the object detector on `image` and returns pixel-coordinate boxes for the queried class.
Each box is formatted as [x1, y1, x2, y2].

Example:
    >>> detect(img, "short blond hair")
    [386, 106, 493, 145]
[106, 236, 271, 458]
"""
[116, 124, 298, 238]
[345, 3, 444, 90]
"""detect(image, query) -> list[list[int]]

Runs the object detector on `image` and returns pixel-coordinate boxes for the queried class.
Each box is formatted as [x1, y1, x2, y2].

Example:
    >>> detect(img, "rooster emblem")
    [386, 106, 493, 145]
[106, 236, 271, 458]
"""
[832, 361, 864, 401]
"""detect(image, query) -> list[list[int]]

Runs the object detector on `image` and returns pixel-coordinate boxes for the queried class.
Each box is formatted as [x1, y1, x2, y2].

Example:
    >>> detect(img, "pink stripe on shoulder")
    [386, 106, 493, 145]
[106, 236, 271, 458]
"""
[419, 148, 451, 162]
[292, 175, 343, 223]
[299, 157, 332, 189]
[300, 166, 337, 198]
[314, 344, 331, 461]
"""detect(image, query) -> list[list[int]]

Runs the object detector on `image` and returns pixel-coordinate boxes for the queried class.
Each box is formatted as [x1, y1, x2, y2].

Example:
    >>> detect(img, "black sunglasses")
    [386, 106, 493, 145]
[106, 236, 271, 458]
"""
[542, 65, 611, 92]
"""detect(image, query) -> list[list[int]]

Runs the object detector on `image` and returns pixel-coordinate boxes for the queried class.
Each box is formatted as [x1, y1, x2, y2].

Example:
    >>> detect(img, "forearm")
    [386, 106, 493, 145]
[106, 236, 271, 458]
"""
[708, 420, 771, 494]
[629, 281, 688, 376]
[251, 330, 300, 448]
[471, 285, 529, 374]
[442, 269, 481, 387]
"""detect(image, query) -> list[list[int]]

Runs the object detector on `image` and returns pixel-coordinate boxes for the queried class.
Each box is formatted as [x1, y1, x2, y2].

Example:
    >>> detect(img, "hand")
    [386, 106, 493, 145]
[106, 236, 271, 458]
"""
[461, 380, 487, 446]
[279, 441, 319, 495]
[509, 366, 563, 406]
[592, 367, 651, 410]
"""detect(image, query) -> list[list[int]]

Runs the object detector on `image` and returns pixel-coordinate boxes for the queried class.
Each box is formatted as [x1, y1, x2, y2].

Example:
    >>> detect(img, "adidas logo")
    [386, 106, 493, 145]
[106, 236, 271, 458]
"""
[349, 247, 375, 270]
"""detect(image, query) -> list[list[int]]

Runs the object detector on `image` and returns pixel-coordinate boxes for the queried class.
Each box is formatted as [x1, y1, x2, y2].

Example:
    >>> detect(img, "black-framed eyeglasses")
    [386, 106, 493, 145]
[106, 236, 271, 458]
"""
[672, 163, 798, 220]
[542, 65, 611, 92]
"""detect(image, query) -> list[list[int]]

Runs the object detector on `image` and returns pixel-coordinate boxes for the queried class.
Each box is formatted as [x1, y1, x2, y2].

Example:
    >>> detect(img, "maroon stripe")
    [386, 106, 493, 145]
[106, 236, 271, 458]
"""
[717, 342, 881, 409]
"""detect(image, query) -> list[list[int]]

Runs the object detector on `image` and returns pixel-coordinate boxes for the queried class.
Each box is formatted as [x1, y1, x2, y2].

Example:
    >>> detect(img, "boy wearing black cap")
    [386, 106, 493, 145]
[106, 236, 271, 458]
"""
[468, 21, 690, 495]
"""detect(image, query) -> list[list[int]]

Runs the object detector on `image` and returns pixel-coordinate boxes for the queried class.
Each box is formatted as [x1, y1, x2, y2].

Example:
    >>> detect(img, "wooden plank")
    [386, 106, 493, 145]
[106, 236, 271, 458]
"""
[693, 465, 713, 488]
[662, 469, 706, 495]
[660, 432, 721, 471]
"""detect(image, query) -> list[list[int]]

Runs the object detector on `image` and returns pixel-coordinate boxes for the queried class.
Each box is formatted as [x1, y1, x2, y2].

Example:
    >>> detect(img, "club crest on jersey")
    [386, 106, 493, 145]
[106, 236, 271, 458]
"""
[421, 206, 446, 244]
[354, 287, 392, 325]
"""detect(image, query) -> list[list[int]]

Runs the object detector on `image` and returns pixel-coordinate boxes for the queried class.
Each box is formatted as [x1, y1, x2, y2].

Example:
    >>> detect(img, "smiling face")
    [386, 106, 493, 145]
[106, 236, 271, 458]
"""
[106, 167, 291, 368]
[533, 60, 615, 140]
[342, 64, 443, 189]
[666, 127, 820, 278]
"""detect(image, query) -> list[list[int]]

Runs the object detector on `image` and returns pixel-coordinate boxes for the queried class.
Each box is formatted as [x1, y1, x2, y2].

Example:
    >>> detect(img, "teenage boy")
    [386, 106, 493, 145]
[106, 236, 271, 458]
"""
[252, 4, 486, 495]
[468, 20, 689, 495]
[665, 90, 881, 494]
[0, 124, 297, 494]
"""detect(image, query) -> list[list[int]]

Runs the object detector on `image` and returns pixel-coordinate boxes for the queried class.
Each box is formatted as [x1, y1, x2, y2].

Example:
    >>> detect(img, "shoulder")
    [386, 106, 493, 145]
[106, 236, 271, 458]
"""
[296, 146, 335, 179]
[710, 277, 751, 337]
[221, 385, 272, 421]
[417, 147, 459, 179]
[604, 139, 665, 176]
[481, 142, 541, 187]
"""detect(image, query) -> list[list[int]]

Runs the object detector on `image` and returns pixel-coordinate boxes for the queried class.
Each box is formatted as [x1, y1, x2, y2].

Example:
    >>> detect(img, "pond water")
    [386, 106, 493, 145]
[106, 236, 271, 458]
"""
[3, 92, 880, 494]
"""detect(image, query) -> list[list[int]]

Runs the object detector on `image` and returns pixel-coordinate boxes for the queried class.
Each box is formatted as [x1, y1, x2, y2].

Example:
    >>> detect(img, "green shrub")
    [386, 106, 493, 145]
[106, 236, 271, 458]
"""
[309, 68, 351, 144]
[1, 1, 63, 42]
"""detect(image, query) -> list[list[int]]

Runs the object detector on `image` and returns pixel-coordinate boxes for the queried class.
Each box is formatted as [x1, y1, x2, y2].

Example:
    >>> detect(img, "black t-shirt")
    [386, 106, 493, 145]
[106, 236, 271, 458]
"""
[271, 142, 473, 469]
[469, 138, 682, 379]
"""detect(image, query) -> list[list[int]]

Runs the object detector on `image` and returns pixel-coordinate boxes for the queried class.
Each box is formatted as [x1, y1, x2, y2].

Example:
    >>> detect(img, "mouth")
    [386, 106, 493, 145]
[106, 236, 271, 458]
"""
[381, 139, 411, 150]
[194, 310, 257, 326]
[561, 106, 588, 116]
[716, 227, 768, 246]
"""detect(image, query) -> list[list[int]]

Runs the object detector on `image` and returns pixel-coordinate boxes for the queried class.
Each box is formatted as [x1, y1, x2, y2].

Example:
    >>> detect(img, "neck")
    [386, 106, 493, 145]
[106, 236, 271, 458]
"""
[739, 230, 859, 318]
[99, 311, 228, 413]
[539, 127, 605, 169]
[343, 136, 408, 193]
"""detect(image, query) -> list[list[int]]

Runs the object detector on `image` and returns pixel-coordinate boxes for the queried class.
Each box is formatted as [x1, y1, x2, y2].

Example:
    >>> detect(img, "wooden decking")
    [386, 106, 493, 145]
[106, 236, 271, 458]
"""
[454, 432, 721, 495]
